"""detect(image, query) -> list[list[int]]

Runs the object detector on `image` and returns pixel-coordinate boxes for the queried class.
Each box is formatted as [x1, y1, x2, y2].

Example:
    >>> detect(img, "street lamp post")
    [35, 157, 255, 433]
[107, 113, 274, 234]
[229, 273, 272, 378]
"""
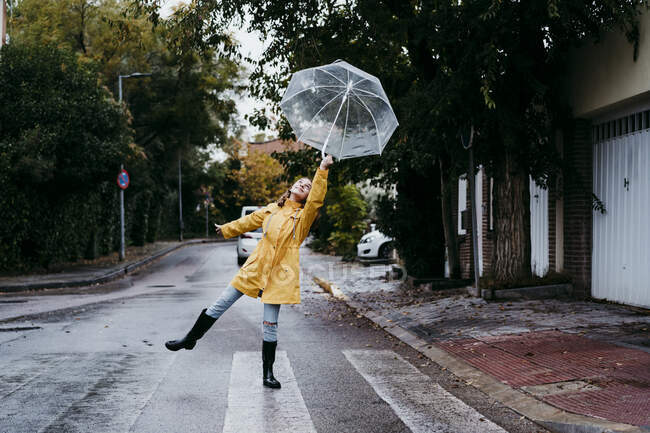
[118, 72, 151, 261]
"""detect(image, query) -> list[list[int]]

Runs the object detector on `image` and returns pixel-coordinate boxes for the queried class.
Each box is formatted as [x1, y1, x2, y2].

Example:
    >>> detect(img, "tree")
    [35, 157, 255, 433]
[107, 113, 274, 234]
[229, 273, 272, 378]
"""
[443, 0, 646, 281]
[326, 184, 368, 258]
[11, 0, 243, 243]
[0, 42, 135, 270]
[132, 0, 647, 282]
[228, 149, 289, 209]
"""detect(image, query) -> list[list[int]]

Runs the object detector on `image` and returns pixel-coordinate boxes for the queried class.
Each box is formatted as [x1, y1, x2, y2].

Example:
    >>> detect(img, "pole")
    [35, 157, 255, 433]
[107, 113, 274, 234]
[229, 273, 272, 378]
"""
[468, 146, 480, 290]
[1, 1, 7, 47]
[118, 75, 123, 105]
[119, 164, 125, 261]
[205, 204, 209, 238]
[116, 72, 150, 259]
[461, 125, 480, 291]
[178, 156, 183, 241]
[118, 78, 125, 261]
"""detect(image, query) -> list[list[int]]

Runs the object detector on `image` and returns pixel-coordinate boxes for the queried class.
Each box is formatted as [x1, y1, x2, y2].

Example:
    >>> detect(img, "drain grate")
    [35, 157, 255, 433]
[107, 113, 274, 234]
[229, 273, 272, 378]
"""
[0, 300, 28, 303]
[146, 285, 176, 288]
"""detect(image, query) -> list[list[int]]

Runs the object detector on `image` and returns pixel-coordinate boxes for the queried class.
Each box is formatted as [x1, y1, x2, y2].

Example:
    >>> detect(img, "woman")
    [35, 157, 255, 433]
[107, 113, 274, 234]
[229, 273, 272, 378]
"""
[165, 154, 334, 389]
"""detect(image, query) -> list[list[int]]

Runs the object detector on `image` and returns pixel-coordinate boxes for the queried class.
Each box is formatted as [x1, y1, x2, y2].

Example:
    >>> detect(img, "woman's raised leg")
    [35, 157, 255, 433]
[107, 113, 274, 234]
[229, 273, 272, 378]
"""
[165, 285, 243, 351]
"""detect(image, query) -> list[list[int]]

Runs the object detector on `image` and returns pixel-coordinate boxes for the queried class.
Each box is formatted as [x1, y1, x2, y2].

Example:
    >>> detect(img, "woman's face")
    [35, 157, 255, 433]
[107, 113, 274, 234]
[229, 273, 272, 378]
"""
[290, 178, 312, 202]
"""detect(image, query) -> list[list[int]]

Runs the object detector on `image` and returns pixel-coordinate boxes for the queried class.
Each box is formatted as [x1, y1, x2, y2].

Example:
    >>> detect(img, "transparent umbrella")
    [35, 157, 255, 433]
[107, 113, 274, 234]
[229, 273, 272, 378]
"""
[280, 60, 398, 160]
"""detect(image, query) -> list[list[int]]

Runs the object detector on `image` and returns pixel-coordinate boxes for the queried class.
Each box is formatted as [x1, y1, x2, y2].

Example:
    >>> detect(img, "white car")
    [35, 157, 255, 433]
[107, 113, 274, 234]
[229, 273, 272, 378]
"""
[237, 206, 263, 265]
[357, 227, 394, 260]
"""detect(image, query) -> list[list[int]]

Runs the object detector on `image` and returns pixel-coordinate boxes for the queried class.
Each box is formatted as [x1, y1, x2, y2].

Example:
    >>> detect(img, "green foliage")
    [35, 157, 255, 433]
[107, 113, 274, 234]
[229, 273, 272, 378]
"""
[324, 185, 368, 258]
[144, 0, 647, 280]
[376, 165, 446, 278]
[0, 42, 135, 271]
[4, 0, 243, 271]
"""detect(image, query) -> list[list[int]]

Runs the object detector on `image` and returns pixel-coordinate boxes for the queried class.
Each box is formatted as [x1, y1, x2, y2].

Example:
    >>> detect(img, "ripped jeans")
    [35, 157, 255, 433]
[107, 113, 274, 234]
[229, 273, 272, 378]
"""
[205, 285, 281, 342]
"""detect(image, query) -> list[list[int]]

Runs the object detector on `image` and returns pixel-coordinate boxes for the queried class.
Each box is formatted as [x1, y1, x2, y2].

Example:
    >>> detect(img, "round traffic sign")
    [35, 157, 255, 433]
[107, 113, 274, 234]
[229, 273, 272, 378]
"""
[117, 169, 130, 190]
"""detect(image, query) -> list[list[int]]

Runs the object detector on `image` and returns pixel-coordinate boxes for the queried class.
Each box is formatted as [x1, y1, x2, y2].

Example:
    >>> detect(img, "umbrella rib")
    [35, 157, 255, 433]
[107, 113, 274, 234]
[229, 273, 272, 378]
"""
[351, 78, 369, 89]
[340, 69, 350, 159]
[295, 90, 346, 146]
[280, 85, 345, 106]
[322, 92, 347, 157]
[351, 87, 391, 107]
[315, 67, 346, 85]
[350, 90, 382, 154]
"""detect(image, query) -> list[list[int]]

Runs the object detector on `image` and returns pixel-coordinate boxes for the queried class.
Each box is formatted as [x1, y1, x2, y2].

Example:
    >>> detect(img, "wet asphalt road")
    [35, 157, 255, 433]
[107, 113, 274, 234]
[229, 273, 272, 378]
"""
[0, 243, 548, 433]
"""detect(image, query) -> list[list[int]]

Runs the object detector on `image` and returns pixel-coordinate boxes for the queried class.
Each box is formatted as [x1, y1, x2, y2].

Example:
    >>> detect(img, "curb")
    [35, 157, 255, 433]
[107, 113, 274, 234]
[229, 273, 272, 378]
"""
[315, 276, 646, 433]
[0, 239, 235, 293]
[481, 284, 573, 301]
[312, 277, 347, 300]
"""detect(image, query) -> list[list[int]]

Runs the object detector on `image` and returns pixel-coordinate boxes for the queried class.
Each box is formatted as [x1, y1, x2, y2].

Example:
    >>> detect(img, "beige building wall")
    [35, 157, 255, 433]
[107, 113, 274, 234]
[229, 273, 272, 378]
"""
[568, 12, 650, 118]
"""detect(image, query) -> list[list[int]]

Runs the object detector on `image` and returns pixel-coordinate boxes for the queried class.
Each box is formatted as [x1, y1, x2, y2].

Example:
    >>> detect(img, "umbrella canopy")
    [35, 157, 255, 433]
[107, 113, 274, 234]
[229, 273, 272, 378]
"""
[280, 60, 398, 160]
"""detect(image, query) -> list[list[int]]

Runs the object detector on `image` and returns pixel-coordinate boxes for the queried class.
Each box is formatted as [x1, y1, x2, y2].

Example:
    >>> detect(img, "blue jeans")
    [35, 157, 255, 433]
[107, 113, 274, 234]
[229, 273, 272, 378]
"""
[205, 285, 281, 342]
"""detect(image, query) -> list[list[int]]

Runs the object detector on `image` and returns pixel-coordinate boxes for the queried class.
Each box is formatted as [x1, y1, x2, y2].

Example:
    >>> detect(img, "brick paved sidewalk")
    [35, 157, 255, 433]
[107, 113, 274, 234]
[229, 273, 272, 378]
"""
[438, 330, 650, 426]
[300, 248, 650, 430]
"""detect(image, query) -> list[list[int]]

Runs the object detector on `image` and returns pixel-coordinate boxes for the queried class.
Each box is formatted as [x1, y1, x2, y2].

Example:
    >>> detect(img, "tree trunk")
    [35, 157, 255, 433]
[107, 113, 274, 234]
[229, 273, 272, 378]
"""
[439, 156, 460, 279]
[493, 151, 531, 281]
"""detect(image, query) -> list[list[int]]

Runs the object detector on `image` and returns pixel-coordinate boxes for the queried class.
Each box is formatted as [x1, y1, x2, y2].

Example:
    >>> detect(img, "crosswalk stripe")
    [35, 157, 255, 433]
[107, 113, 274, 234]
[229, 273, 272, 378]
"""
[343, 349, 507, 433]
[222, 351, 316, 433]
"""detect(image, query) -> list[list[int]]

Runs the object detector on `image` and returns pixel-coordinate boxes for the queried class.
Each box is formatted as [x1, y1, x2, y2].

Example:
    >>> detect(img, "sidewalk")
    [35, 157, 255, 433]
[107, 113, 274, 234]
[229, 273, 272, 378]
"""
[0, 239, 231, 293]
[301, 248, 650, 433]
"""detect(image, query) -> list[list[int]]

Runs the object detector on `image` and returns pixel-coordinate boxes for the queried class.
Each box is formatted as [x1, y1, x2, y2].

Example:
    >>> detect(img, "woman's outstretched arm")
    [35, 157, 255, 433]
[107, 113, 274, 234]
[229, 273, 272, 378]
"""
[294, 155, 334, 243]
[216, 203, 276, 239]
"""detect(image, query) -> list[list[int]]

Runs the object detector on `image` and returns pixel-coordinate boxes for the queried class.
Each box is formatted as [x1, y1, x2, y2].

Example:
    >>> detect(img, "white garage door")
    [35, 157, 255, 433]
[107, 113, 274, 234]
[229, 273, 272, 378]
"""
[592, 114, 650, 308]
[530, 178, 549, 277]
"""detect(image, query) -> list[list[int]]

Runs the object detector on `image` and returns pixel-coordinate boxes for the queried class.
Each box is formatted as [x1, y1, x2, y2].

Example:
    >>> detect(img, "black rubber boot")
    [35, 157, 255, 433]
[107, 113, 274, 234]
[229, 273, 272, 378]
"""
[165, 309, 216, 351]
[262, 340, 281, 389]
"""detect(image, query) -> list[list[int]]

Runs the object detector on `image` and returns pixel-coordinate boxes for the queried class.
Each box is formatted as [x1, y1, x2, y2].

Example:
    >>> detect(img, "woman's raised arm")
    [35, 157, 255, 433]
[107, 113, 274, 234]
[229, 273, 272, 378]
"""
[294, 155, 334, 243]
[217, 203, 276, 239]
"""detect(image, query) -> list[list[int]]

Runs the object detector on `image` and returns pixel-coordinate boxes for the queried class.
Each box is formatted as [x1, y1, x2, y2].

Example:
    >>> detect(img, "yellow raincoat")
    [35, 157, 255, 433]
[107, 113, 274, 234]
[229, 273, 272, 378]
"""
[220, 167, 328, 304]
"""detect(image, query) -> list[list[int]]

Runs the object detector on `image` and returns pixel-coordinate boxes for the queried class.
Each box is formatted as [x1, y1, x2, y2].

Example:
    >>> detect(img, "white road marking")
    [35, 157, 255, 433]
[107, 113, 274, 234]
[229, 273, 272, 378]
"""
[222, 351, 316, 433]
[343, 349, 507, 433]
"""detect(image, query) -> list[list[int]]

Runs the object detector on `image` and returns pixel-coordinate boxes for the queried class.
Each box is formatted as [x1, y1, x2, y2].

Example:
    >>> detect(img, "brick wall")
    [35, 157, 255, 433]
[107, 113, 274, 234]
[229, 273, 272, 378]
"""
[452, 123, 592, 294]
[454, 169, 494, 279]
[563, 119, 593, 297]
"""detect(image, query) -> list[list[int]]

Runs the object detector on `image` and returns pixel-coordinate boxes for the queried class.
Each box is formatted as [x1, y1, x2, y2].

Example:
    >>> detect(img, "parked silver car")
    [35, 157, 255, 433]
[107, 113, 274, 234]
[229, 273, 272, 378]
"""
[357, 224, 394, 259]
[237, 206, 263, 265]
